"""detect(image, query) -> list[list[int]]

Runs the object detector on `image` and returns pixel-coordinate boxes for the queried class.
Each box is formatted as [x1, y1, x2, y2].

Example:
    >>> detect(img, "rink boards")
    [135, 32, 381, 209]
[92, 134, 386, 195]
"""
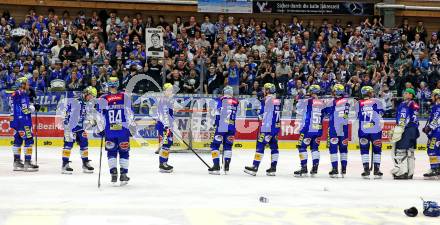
[0, 114, 429, 151]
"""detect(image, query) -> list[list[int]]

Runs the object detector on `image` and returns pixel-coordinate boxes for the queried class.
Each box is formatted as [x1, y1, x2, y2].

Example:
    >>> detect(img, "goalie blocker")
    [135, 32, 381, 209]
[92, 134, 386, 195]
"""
[391, 88, 420, 180]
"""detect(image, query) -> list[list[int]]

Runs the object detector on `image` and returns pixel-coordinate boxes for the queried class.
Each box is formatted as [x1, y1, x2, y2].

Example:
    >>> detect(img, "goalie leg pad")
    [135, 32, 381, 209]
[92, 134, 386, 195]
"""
[391, 148, 409, 177]
[407, 148, 415, 178]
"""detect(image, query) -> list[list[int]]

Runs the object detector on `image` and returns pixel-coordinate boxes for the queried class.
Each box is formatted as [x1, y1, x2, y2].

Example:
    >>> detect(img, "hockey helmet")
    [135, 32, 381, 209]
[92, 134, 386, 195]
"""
[264, 83, 276, 94]
[404, 88, 416, 98]
[333, 84, 345, 96]
[308, 84, 321, 95]
[432, 89, 440, 97]
[16, 76, 28, 86]
[83, 86, 97, 98]
[163, 83, 173, 91]
[107, 77, 119, 88]
[361, 86, 374, 96]
[223, 85, 234, 96]
[404, 207, 418, 217]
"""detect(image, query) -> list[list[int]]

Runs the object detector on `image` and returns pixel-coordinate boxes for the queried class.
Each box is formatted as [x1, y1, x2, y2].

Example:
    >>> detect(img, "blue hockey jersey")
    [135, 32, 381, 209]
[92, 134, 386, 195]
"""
[9, 89, 32, 129]
[355, 98, 384, 135]
[215, 96, 239, 133]
[326, 97, 350, 137]
[297, 98, 327, 136]
[61, 97, 94, 133]
[396, 100, 420, 128]
[260, 96, 281, 134]
[427, 104, 440, 136]
[99, 92, 133, 138]
[156, 96, 174, 129]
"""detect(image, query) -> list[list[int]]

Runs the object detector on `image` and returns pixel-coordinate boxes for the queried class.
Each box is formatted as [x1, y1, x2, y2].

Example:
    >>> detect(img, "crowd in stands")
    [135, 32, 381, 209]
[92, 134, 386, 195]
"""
[1, 8, 440, 114]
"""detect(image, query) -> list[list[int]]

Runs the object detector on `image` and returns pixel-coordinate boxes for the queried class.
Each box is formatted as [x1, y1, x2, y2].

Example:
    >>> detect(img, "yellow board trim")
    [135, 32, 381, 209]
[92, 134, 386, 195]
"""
[0, 138, 427, 151]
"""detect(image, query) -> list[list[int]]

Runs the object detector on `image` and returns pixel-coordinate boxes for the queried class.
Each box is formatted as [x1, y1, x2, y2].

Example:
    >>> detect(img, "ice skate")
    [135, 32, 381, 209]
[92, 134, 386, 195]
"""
[82, 160, 94, 173]
[208, 164, 220, 175]
[13, 159, 24, 171]
[361, 165, 370, 179]
[423, 169, 438, 179]
[61, 161, 73, 174]
[329, 167, 339, 178]
[224, 159, 230, 175]
[266, 167, 276, 176]
[341, 167, 347, 178]
[244, 166, 258, 176]
[159, 163, 173, 173]
[120, 173, 130, 186]
[24, 160, 39, 172]
[111, 169, 118, 184]
[310, 164, 319, 177]
[373, 165, 383, 179]
[294, 166, 308, 177]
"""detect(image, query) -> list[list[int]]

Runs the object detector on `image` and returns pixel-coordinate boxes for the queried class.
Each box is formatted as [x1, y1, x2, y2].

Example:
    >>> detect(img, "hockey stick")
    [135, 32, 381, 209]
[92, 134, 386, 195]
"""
[173, 130, 211, 169]
[98, 135, 104, 188]
[34, 108, 38, 165]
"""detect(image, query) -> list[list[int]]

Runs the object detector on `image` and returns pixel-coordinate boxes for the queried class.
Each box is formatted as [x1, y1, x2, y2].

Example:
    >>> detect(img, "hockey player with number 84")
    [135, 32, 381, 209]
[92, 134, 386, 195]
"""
[98, 77, 136, 186]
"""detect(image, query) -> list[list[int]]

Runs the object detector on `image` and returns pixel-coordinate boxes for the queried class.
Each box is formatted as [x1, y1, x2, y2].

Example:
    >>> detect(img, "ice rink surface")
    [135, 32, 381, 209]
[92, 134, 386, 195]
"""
[0, 147, 439, 225]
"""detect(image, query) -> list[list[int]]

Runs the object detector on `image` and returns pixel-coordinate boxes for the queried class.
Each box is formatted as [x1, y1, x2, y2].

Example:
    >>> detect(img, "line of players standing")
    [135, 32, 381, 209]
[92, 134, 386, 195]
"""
[207, 83, 438, 180]
[8, 76, 440, 186]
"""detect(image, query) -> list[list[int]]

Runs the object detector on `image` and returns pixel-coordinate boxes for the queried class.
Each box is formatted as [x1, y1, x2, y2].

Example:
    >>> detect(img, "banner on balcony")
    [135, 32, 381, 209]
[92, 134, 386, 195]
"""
[253, 1, 374, 15]
[198, 0, 253, 13]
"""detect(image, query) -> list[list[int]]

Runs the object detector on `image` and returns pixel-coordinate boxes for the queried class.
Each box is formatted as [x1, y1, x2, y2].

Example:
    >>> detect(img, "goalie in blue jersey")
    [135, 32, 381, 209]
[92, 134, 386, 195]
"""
[208, 86, 239, 175]
[244, 83, 281, 176]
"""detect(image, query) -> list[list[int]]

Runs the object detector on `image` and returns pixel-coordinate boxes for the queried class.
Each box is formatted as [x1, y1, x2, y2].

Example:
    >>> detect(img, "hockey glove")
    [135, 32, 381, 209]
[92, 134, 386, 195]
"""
[391, 125, 404, 143]
[423, 126, 432, 135]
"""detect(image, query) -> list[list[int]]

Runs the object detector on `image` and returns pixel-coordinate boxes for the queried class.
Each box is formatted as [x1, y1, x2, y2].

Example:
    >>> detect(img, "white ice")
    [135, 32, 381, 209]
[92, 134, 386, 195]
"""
[0, 147, 439, 225]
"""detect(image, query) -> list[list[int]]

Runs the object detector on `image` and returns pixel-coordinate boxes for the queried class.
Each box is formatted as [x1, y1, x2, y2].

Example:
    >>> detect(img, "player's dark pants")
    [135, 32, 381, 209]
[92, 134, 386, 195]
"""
[210, 131, 235, 166]
[359, 132, 382, 168]
[427, 135, 440, 169]
[157, 123, 173, 164]
[329, 135, 348, 169]
[252, 132, 279, 168]
[63, 130, 89, 163]
[298, 133, 321, 167]
[12, 126, 34, 161]
[105, 136, 130, 174]
[396, 126, 419, 150]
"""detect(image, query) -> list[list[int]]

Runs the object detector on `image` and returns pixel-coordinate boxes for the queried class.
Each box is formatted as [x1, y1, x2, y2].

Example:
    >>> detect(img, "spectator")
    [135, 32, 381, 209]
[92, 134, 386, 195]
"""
[58, 40, 77, 62]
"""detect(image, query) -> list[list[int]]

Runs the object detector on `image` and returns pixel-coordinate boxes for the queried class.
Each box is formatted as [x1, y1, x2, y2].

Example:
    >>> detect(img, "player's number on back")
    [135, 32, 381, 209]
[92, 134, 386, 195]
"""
[109, 109, 122, 124]
[362, 111, 373, 122]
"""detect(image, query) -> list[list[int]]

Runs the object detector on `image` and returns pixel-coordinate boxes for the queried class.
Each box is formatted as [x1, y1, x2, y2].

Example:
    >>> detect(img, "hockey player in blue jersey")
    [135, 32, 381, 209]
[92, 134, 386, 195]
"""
[59, 86, 97, 174]
[208, 86, 239, 175]
[9, 77, 39, 172]
[327, 84, 350, 178]
[391, 88, 420, 179]
[156, 83, 175, 173]
[244, 83, 281, 176]
[294, 84, 327, 177]
[355, 86, 384, 179]
[422, 89, 440, 178]
[99, 77, 135, 185]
